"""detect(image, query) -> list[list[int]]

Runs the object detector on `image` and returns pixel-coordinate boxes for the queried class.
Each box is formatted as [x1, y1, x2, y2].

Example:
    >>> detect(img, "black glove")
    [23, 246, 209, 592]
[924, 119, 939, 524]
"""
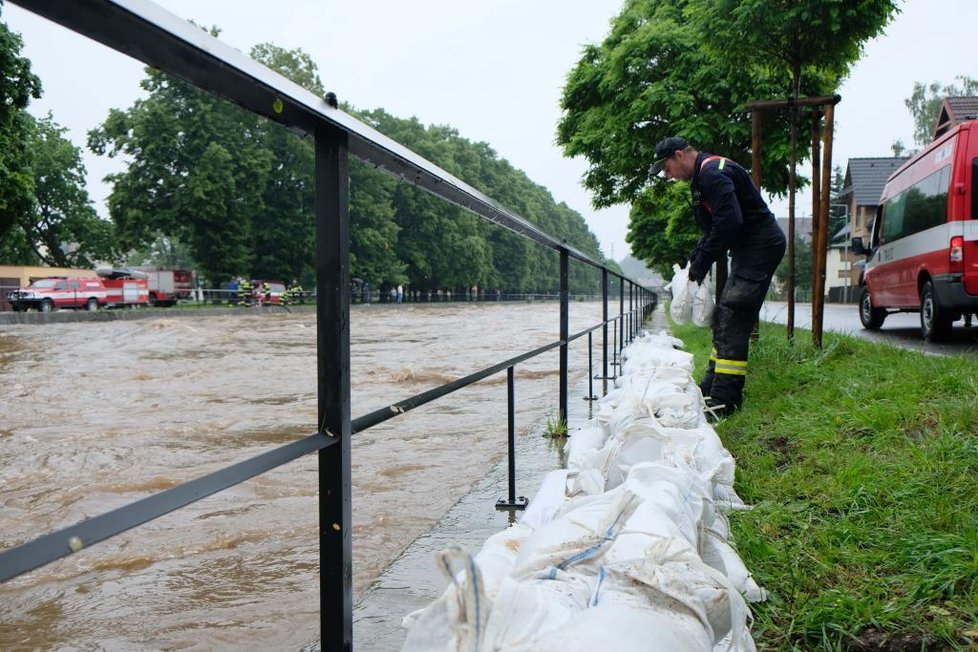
[688, 255, 708, 285]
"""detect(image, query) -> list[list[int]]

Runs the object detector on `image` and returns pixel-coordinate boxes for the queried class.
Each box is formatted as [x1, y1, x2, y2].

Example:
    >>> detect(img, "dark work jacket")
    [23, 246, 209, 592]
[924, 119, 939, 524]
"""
[690, 152, 782, 271]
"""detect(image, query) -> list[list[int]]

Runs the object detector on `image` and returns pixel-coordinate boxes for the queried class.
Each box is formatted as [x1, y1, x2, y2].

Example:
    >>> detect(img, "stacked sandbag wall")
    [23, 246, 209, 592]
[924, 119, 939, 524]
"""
[402, 330, 764, 651]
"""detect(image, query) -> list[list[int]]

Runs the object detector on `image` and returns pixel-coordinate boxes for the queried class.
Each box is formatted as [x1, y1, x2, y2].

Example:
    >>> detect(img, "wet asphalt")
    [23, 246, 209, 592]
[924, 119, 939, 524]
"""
[760, 300, 978, 356]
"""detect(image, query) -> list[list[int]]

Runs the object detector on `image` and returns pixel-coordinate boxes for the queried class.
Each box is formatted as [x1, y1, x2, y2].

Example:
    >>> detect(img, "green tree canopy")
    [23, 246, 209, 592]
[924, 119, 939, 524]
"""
[0, 9, 41, 255]
[86, 27, 608, 292]
[559, 0, 898, 274]
[21, 114, 115, 267]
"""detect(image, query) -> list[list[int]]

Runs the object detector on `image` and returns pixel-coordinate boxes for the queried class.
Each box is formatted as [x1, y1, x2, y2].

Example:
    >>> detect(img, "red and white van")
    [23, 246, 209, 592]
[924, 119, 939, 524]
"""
[854, 120, 978, 341]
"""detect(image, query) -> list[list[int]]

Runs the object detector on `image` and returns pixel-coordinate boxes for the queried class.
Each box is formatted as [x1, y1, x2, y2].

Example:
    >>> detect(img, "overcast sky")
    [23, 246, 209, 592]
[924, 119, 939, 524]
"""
[4, 0, 976, 261]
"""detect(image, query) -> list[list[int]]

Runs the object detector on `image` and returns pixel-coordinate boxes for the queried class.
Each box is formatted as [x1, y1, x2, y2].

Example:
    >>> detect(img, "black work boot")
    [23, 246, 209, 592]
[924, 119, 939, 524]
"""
[704, 397, 734, 423]
[699, 362, 716, 398]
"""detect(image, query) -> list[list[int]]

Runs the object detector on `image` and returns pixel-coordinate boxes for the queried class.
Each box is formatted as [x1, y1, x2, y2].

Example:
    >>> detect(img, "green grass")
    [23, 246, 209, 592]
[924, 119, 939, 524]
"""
[544, 414, 568, 438]
[670, 319, 978, 651]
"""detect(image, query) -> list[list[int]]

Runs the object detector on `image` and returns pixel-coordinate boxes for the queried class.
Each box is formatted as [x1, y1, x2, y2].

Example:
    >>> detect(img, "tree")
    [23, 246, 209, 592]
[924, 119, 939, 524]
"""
[89, 60, 271, 284]
[249, 44, 321, 285]
[358, 108, 605, 293]
[558, 0, 797, 210]
[88, 27, 606, 291]
[559, 0, 898, 275]
[901, 76, 978, 149]
[0, 9, 41, 254]
[693, 0, 897, 317]
[23, 114, 116, 267]
[557, 0, 813, 275]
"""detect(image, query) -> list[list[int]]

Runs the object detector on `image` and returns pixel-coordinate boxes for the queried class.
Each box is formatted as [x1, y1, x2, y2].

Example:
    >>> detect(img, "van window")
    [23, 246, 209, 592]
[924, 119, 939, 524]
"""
[882, 165, 950, 242]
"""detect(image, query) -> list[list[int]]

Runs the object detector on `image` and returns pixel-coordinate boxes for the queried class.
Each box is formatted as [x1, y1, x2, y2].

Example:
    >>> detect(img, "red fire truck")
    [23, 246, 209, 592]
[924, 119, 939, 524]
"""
[96, 268, 151, 307]
[134, 267, 193, 307]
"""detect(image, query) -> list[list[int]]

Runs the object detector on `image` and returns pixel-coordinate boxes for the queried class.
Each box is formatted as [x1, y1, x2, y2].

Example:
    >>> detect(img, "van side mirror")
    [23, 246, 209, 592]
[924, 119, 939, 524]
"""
[851, 236, 868, 256]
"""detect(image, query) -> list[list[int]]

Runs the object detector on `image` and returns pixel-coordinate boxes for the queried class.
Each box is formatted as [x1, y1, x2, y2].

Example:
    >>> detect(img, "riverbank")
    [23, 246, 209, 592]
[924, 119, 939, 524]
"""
[671, 319, 978, 650]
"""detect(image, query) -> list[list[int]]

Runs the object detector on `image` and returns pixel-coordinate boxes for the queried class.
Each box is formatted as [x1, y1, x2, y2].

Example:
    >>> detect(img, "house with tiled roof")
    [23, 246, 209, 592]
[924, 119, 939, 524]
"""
[827, 157, 908, 302]
[836, 157, 908, 242]
[933, 96, 978, 139]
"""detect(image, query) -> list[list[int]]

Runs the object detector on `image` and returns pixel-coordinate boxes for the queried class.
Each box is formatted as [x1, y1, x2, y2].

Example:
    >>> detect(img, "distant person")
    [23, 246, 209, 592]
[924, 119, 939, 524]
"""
[237, 278, 253, 307]
[396, 284, 404, 304]
[286, 279, 303, 306]
[650, 136, 786, 420]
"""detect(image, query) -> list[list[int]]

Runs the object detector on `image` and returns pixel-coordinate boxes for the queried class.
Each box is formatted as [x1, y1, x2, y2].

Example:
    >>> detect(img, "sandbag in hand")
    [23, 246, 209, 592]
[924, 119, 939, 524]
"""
[668, 263, 696, 325]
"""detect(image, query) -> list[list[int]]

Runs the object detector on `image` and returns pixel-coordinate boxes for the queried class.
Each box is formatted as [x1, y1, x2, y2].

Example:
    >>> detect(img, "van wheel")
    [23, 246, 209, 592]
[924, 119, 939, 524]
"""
[40, 299, 53, 313]
[859, 286, 886, 330]
[920, 280, 953, 342]
[86, 298, 98, 311]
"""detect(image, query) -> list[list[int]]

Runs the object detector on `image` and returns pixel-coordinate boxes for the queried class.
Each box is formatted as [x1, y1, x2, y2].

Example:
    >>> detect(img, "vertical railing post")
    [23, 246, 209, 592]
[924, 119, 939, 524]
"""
[316, 125, 352, 652]
[629, 282, 634, 341]
[618, 276, 625, 360]
[611, 317, 618, 374]
[507, 367, 516, 500]
[601, 268, 608, 396]
[584, 331, 597, 401]
[496, 366, 527, 509]
[559, 248, 569, 429]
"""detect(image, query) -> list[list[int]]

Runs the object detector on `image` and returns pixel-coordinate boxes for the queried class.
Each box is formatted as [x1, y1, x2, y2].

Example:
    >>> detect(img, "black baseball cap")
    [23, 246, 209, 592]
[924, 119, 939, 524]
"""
[649, 136, 690, 176]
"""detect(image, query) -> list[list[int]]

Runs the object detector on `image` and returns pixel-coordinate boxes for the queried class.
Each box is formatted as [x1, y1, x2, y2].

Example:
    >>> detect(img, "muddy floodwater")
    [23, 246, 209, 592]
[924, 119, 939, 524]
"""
[0, 301, 607, 650]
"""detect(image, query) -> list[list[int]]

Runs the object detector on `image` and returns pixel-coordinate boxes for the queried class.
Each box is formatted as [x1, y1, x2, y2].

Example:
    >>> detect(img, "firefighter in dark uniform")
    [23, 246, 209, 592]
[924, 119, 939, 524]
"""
[651, 136, 786, 420]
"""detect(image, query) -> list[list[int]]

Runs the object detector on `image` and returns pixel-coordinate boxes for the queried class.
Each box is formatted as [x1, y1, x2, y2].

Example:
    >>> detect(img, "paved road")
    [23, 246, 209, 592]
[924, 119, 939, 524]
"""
[760, 301, 978, 356]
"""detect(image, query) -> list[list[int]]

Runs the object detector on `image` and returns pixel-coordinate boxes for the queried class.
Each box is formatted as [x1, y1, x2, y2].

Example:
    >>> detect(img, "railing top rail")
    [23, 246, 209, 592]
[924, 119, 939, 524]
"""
[11, 0, 628, 275]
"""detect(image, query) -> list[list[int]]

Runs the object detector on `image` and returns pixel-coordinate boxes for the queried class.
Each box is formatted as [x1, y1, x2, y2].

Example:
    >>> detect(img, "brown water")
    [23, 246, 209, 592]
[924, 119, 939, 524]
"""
[0, 301, 607, 650]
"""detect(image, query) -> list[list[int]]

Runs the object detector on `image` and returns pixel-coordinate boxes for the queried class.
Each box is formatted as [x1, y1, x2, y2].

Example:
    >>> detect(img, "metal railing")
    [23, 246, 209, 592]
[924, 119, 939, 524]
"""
[0, 2, 657, 649]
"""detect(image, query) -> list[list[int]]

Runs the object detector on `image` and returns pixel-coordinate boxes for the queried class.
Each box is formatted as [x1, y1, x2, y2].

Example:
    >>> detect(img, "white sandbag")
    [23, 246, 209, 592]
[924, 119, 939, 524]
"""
[692, 276, 716, 327]
[513, 488, 639, 576]
[479, 570, 594, 649]
[401, 546, 489, 652]
[700, 532, 767, 603]
[497, 591, 714, 652]
[465, 524, 533, 596]
[669, 263, 696, 324]
[564, 424, 608, 469]
[519, 470, 569, 531]
[605, 430, 665, 490]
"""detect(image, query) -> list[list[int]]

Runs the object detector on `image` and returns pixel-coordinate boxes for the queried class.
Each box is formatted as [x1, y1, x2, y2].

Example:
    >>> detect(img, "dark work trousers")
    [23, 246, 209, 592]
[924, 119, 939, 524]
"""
[699, 222, 786, 409]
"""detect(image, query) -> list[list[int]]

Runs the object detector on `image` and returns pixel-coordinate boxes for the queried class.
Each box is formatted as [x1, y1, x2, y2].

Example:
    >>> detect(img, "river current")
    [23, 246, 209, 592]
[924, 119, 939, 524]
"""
[0, 301, 608, 650]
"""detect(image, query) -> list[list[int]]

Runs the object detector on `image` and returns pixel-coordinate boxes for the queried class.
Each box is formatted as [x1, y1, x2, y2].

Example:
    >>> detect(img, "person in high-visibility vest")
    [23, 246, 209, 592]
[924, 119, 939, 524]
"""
[286, 280, 303, 305]
[237, 278, 253, 306]
[650, 136, 786, 421]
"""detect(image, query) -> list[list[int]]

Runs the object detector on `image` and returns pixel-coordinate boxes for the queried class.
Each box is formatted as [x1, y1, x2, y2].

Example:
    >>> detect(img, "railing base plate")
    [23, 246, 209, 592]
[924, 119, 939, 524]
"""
[495, 496, 529, 511]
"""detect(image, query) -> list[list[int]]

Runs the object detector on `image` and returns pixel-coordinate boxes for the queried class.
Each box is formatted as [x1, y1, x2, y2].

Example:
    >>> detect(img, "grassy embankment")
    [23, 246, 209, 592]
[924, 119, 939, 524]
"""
[669, 319, 978, 651]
